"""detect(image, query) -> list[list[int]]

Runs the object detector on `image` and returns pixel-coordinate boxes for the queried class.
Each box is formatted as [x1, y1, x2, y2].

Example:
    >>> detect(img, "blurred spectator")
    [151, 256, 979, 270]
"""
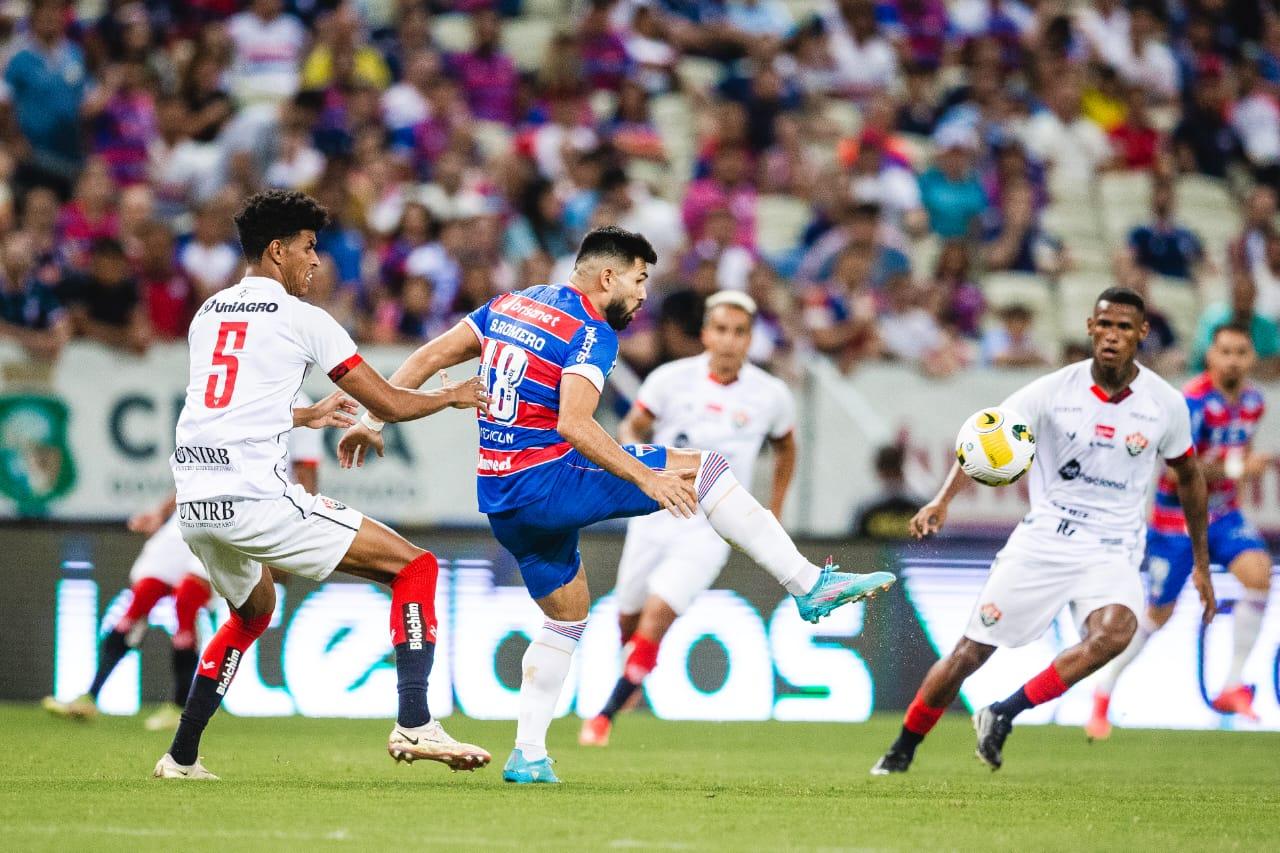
[1172, 71, 1243, 179]
[879, 275, 970, 376]
[919, 124, 986, 239]
[842, 128, 927, 241]
[980, 303, 1049, 367]
[1021, 78, 1116, 185]
[1108, 84, 1162, 170]
[852, 444, 925, 540]
[895, 62, 940, 135]
[983, 180, 1064, 275]
[56, 160, 119, 270]
[1231, 60, 1280, 189]
[625, 4, 678, 95]
[1129, 276, 1182, 373]
[1119, 177, 1205, 283]
[447, 8, 517, 126]
[227, 0, 307, 107]
[797, 201, 908, 287]
[682, 145, 757, 249]
[579, 0, 631, 92]
[370, 272, 447, 344]
[1250, 227, 1280, 320]
[179, 200, 241, 298]
[821, 0, 899, 97]
[504, 178, 575, 265]
[0, 231, 70, 360]
[4, 0, 90, 197]
[1229, 186, 1278, 272]
[1190, 270, 1280, 375]
[928, 240, 985, 338]
[59, 237, 149, 353]
[134, 220, 196, 341]
[802, 245, 881, 372]
[382, 49, 441, 134]
[84, 60, 158, 187]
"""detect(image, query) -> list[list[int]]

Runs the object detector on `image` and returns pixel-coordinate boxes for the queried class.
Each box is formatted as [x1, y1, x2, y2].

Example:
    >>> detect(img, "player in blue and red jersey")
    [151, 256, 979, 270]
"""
[1088, 322, 1273, 736]
[339, 227, 895, 783]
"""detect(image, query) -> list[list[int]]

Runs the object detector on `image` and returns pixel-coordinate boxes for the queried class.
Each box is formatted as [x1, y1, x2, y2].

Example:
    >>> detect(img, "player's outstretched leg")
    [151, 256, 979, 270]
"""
[155, 571, 274, 780]
[1087, 609, 1162, 741]
[147, 574, 211, 732]
[1211, 551, 1271, 721]
[682, 450, 896, 620]
[975, 605, 1135, 770]
[44, 576, 172, 721]
[871, 638, 994, 775]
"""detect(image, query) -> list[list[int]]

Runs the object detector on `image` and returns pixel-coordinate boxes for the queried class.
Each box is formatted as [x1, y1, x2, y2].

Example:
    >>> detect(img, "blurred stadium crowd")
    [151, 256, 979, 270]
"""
[1, 0, 1279, 379]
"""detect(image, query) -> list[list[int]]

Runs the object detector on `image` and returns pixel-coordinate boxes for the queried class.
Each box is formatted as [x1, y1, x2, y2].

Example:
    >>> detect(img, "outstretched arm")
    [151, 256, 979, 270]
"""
[1169, 452, 1216, 624]
[908, 461, 968, 539]
[383, 322, 483, 391]
[767, 432, 797, 519]
[336, 360, 487, 424]
[559, 374, 698, 518]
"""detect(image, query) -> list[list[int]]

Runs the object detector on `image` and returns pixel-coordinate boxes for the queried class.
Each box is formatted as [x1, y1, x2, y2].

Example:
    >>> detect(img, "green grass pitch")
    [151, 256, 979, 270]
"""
[2, 703, 1278, 851]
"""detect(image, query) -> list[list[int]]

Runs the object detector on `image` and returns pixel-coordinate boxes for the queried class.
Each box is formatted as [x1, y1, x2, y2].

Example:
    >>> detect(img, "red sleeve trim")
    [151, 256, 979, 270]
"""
[327, 352, 363, 382]
[1166, 447, 1195, 463]
[292, 459, 320, 468]
[634, 400, 655, 417]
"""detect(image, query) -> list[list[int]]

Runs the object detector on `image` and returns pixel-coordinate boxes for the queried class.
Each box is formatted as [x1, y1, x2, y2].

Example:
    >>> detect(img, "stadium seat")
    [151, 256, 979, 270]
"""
[523, 0, 568, 18]
[823, 100, 861, 137]
[1059, 271, 1111, 337]
[471, 120, 514, 161]
[677, 56, 725, 94]
[431, 14, 473, 53]
[1149, 275, 1201, 344]
[757, 195, 813, 257]
[783, 0, 826, 23]
[1098, 172, 1152, 246]
[980, 272, 1059, 354]
[501, 18, 556, 73]
[907, 234, 941, 277]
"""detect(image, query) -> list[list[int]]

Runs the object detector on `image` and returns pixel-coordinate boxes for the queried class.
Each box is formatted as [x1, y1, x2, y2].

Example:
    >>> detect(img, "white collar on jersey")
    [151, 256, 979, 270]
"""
[236, 275, 288, 294]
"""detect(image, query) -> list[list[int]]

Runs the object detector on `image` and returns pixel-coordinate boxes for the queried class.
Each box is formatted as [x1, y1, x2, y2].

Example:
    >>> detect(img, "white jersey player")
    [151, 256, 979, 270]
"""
[42, 397, 329, 731]
[153, 189, 491, 781]
[872, 287, 1216, 775]
[580, 291, 796, 746]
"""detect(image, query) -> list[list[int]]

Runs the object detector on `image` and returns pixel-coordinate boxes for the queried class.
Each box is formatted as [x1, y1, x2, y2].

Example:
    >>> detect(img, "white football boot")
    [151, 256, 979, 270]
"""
[144, 703, 184, 732]
[388, 720, 491, 771]
[152, 753, 219, 780]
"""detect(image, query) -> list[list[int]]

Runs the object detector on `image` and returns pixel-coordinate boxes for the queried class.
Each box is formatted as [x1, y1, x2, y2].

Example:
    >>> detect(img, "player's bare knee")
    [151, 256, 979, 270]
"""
[235, 572, 276, 622]
[950, 638, 995, 675]
[1232, 551, 1272, 591]
[1147, 604, 1174, 629]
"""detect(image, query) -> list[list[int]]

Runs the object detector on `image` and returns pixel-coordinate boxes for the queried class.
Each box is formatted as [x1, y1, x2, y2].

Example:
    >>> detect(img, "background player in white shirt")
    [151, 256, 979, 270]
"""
[42, 393, 347, 731]
[579, 291, 797, 747]
[872, 287, 1216, 775]
[154, 190, 490, 781]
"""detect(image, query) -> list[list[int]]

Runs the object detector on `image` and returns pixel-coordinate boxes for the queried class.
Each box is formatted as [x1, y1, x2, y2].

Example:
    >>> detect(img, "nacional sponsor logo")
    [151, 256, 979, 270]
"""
[215, 648, 241, 696]
[979, 602, 1002, 627]
[490, 319, 547, 352]
[1095, 424, 1115, 439]
[1057, 458, 1127, 490]
[1125, 432, 1149, 457]
[177, 500, 236, 527]
[172, 445, 234, 469]
[576, 325, 599, 364]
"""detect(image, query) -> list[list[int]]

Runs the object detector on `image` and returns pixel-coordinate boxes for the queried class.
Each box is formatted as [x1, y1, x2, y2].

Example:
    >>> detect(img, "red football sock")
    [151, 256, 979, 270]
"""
[196, 611, 272, 689]
[119, 577, 172, 633]
[903, 690, 947, 736]
[172, 575, 211, 650]
[389, 552, 439, 646]
[623, 634, 660, 683]
[1024, 663, 1069, 705]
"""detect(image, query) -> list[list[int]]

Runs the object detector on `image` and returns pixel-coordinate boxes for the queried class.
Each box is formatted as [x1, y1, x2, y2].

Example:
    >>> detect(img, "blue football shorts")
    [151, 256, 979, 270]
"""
[1145, 510, 1268, 607]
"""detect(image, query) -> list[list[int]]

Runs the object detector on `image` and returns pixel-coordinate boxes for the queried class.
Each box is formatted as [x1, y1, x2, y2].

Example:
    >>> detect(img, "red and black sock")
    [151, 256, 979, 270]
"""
[168, 611, 271, 765]
[892, 690, 947, 756]
[89, 578, 172, 699]
[600, 634, 659, 720]
[171, 576, 210, 706]
[390, 552, 439, 729]
[990, 663, 1068, 720]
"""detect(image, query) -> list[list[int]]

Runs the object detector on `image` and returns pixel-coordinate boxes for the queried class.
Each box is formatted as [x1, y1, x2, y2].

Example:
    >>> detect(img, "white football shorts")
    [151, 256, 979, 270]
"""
[129, 514, 208, 586]
[963, 515, 1145, 648]
[177, 483, 363, 608]
[614, 510, 731, 616]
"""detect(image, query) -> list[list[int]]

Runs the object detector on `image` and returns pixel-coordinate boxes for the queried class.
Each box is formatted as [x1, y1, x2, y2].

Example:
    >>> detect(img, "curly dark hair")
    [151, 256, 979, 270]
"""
[233, 190, 330, 262]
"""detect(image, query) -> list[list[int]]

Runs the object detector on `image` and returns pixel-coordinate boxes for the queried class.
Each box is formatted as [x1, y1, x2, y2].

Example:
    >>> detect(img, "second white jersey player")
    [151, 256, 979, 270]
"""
[615, 339, 796, 616]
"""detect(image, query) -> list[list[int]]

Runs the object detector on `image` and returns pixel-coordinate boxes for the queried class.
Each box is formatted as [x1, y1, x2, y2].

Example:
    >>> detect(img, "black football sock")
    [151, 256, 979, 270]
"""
[598, 676, 641, 721]
[395, 641, 434, 728]
[169, 677, 222, 766]
[88, 629, 132, 699]
[989, 687, 1034, 720]
[172, 647, 199, 706]
[890, 726, 925, 757]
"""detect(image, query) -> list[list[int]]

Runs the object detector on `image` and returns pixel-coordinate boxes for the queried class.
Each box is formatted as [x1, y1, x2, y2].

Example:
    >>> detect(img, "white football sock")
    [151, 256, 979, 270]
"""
[514, 619, 584, 762]
[696, 451, 819, 595]
[1095, 613, 1156, 696]
[1226, 588, 1268, 688]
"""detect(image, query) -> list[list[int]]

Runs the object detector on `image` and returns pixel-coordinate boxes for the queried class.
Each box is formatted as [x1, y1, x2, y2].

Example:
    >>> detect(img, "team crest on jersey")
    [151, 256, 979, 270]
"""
[733, 410, 750, 428]
[319, 497, 347, 511]
[1125, 432, 1149, 457]
[979, 603, 1002, 627]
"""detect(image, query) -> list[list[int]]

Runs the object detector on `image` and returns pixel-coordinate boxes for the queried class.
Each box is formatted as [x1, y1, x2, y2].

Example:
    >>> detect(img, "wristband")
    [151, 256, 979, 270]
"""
[360, 412, 385, 432]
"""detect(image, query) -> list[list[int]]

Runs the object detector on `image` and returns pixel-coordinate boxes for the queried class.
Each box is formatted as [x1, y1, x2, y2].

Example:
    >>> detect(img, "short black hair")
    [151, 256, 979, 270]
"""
[1095, 286, 1146, 318]
[1212, 321, 1254, 343]
[574, 225, 657, 268]
[234, 190, 329, 262]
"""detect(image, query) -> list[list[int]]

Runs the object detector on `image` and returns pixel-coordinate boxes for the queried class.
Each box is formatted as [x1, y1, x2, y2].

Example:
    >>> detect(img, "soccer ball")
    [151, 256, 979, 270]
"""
[955, 407, 1036, 486]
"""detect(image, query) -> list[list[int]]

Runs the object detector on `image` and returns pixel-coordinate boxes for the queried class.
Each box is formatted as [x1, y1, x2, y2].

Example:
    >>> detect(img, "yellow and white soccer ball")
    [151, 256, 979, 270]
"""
[955, 407, 1036, 486]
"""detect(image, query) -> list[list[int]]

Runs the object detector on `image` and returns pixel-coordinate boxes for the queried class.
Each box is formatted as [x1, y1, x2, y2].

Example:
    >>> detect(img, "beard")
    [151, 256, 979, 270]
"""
[604, 296, 636, 330]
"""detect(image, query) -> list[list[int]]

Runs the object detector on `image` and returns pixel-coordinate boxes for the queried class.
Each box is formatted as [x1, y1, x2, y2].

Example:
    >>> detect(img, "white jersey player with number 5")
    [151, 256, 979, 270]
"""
[155, 190, 492, 782]
[872, 288, 1216, 776]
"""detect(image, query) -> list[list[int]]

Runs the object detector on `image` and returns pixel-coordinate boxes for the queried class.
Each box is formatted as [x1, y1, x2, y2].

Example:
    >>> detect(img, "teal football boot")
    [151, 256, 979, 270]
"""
[502, 749, 561, 784]
[793, 558, 896, 624]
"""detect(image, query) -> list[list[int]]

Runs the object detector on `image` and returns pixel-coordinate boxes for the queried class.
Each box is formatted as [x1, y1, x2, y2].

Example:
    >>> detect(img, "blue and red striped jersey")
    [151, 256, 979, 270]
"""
[1152, 373, 1265, 533]
[464, 284, 619, 513]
